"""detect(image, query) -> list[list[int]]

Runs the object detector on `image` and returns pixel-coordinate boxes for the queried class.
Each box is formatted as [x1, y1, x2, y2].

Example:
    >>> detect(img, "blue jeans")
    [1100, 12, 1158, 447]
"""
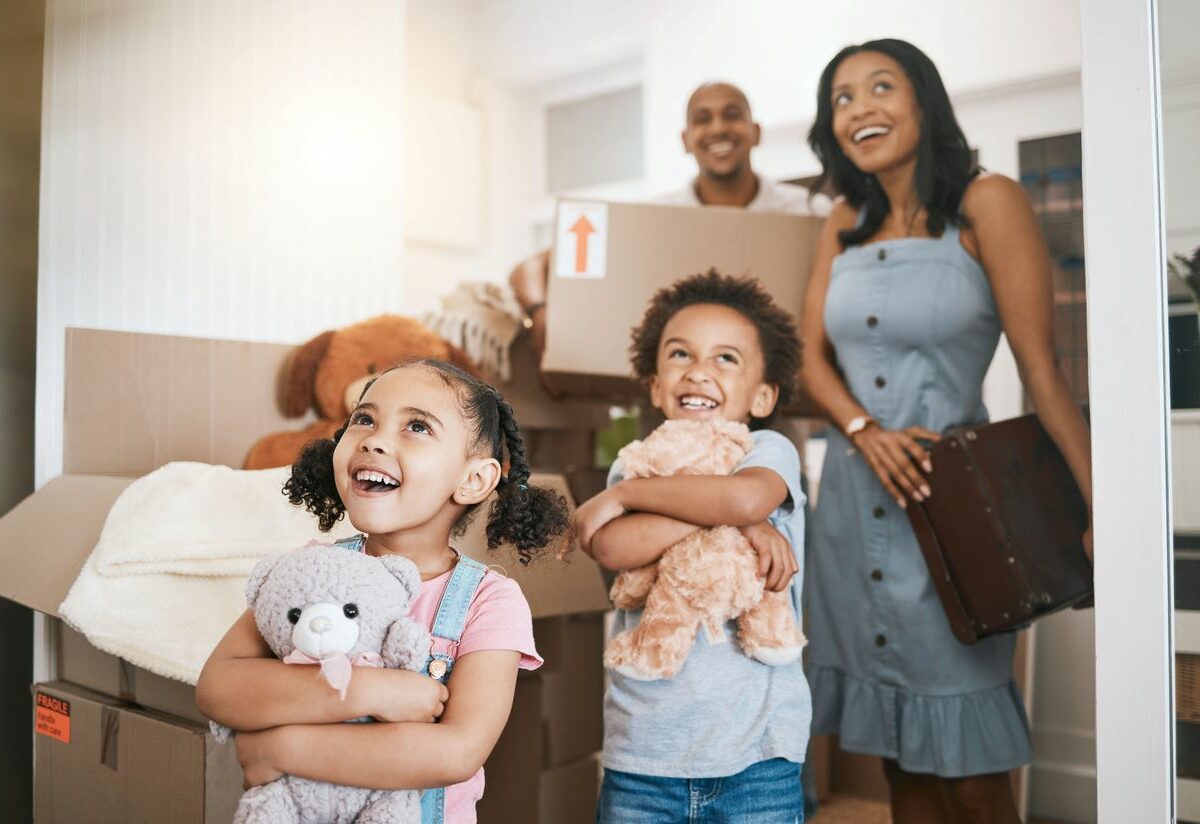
[596, 758, 805, 823]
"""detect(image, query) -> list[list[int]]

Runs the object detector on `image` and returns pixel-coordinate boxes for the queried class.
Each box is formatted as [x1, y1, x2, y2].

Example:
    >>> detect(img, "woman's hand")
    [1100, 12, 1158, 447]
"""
[235, 727, 287, 789]
[851, 425, 940, 508]
[739, 521, 798, 592]
[364, 669, 449, 724]
[573, 487, 627, 555]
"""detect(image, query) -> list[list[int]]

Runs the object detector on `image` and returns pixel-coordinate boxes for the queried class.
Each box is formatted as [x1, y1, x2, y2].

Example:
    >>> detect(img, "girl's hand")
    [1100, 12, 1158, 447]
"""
[851, 425, 940, 509]
[739, 521, 798, 593]
[572, 487, 627, 555]
[365, 669, 449, 723]
[235, 727, 286, 789]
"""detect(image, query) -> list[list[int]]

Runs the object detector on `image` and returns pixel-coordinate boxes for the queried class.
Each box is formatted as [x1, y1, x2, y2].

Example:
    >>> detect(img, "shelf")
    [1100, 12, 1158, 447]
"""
[1178, 611, 1200, 655]
[1180, 776, 1200, 821]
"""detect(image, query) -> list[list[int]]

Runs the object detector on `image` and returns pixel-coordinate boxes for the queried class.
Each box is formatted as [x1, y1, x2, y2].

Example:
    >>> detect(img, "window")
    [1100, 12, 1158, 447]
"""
[545, 86, 643, 193]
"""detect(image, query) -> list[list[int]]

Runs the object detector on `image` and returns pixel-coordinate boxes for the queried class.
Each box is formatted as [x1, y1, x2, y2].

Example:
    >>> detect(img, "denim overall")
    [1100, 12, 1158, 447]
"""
[334, 535, 488, 823]
[418, 552, 487, 823]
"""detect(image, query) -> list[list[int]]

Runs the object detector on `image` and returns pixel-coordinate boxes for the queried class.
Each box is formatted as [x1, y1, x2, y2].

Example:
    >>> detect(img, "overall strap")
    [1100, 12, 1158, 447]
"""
[430, 554, 488, 643]
[419, 554, 489, 824]
[420, 788, 446, 824]
[332, 533, 366, 552]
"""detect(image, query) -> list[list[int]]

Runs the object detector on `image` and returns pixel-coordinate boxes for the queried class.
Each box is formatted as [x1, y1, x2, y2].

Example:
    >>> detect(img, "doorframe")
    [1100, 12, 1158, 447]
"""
[1082, 0, 1176, 820]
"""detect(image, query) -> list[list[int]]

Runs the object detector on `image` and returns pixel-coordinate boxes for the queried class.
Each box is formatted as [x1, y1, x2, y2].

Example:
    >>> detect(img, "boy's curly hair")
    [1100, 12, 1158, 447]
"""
[629, 269, 802, 427]
[283, 359, 571, 565]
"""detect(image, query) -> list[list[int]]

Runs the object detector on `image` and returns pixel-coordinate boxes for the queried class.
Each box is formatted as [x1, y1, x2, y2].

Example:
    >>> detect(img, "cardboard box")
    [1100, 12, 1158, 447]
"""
[536, 615, 604, 767]
[539, 754, 601, 824]
[498, 328, 612, 433]
[476, 674, 543, 824]
[523, 428, 596, 474]
[33, 681, 242, 824]
[55, 622, 208, 725]
[543, 200, 823, 406]
[808, 733, 834, 802]
[0, 327, 613, 823]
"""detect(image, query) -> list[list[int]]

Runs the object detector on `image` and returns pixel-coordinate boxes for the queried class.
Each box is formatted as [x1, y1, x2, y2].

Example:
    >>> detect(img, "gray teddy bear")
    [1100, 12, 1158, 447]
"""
[212, 545, 430, 824]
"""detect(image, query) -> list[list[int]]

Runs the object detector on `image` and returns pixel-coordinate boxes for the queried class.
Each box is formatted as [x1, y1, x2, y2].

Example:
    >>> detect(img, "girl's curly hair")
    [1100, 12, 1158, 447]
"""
[629, 269, 801, 429]
[283, 359, 571, 565]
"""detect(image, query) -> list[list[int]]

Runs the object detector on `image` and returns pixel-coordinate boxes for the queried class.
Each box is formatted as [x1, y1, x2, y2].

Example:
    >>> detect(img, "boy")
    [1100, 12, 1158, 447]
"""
[574, 269, 810, 822]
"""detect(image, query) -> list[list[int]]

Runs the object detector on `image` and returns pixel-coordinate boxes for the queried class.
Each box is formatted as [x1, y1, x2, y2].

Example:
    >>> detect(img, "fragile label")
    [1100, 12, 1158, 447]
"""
[35, 692, 71, 743]
[554, 201, 608, 279]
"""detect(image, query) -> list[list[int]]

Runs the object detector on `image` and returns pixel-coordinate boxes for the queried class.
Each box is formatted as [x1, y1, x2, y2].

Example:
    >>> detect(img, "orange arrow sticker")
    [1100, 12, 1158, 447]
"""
[569, 215, 596, 274]
[554, 202, 608, 279]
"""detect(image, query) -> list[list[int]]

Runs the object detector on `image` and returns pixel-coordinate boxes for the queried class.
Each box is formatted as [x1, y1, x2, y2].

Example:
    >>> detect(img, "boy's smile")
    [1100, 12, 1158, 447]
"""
[649, 303, 778, 426]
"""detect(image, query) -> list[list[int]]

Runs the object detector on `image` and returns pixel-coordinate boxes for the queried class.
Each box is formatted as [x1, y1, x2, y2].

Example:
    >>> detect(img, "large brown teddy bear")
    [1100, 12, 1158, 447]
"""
[605, 418, 807, 681]
[244, 315, 475, 469]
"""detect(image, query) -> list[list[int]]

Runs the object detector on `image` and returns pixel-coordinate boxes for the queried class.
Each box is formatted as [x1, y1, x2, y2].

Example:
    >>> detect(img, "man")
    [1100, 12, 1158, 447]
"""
[510, 81, 830, 351]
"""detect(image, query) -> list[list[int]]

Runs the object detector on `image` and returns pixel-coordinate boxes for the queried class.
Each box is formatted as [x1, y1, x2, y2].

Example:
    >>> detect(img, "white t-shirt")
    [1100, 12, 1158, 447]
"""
[652, 176, 832, 217]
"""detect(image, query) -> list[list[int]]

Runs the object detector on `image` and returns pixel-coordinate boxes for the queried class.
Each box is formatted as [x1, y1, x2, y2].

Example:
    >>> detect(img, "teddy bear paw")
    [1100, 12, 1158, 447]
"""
[608, 661, 664, 681]
[748, 644, 804, 667]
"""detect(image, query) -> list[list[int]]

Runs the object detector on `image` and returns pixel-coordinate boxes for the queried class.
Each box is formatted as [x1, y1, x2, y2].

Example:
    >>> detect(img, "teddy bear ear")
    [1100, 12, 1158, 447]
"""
[244, 553, 287, 608]
[378, 555, 422, 601]
[282, 330, 335, 418]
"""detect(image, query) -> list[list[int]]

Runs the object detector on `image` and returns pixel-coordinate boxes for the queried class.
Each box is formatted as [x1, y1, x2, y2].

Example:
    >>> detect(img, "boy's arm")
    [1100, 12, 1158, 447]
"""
[236, 650, 519, 790]
[588, 512, 700, 570]
[573, 467, 789, 555]
[196, 610, 447, 730]
[615, 467, 789, 526]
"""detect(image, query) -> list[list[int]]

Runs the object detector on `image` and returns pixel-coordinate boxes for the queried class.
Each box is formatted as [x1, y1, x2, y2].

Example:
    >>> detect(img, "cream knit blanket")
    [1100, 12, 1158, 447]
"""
[59, 462, 353, 683]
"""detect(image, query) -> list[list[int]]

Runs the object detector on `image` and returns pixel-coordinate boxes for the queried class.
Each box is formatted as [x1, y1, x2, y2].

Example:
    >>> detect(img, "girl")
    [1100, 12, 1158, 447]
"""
[196, 359, 570, 823]
[800, 39, 1092, 824]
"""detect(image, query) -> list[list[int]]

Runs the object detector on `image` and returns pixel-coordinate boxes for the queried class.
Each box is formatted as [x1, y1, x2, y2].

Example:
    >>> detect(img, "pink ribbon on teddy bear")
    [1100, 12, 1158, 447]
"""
[282, 650, 385, 700]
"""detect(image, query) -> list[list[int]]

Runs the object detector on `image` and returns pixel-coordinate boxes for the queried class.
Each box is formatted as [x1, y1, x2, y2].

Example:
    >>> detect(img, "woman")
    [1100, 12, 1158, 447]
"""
[800, 39, 1092, 824]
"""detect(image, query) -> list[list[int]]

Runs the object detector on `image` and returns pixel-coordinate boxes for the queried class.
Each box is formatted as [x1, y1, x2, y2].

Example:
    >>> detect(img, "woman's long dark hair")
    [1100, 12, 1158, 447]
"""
[807, 38, 979, 247]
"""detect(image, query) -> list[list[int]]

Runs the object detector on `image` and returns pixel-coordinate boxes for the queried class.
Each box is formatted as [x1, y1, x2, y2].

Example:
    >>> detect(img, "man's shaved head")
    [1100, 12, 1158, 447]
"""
[685, 82, 752, 123]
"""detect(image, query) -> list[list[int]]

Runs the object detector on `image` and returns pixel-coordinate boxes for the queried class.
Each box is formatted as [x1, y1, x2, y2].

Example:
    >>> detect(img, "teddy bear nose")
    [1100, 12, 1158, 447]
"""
[309, 616, 333, 634]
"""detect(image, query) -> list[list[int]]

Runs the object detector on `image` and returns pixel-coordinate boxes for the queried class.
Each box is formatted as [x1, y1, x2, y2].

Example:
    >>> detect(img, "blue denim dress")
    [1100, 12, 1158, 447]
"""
[804, 225, 1034, 777]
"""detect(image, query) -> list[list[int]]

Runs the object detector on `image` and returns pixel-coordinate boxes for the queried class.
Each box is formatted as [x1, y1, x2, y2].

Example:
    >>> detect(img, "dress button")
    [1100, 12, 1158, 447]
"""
[872, 506, 886, 519]
[877, 248, 887, 261]
[867, 315, 879, 328]
[875, 634, 887, 647]
[871, 569, 883, 582]
[875, 376, 887, 388]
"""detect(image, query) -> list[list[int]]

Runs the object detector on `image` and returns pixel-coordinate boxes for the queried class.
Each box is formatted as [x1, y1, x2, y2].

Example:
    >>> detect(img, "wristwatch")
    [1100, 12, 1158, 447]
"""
[521, 302, 546, 330]
[844, 415, 877, 439]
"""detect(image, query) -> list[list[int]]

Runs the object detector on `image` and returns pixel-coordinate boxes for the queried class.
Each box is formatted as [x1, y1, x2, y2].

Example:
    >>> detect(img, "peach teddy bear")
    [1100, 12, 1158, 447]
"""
[604, 418, 807, 681]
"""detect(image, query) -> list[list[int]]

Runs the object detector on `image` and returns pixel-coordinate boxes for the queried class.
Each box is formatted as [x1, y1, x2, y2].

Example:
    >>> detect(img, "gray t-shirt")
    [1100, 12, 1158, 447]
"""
[602, 428, 811, 777]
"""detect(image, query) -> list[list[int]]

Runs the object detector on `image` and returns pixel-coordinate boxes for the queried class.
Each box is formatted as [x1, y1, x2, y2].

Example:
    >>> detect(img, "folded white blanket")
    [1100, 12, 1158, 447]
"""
[59, 462, 354, 684]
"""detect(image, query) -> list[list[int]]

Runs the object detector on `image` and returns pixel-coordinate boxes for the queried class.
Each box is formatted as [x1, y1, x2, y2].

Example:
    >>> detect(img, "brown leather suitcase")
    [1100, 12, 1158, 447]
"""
[905, 412, 1092, 644]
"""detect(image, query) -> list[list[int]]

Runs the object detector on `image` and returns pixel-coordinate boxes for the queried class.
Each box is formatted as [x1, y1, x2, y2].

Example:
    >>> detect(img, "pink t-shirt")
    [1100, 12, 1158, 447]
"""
[407, 562, 542, 823]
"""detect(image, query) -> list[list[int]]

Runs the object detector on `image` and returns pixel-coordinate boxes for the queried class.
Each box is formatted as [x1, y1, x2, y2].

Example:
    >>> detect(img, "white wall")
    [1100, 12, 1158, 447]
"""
[402, 0, 542, 315]
[1161, 0, 1200, 259]
[35, 0, 408, 487]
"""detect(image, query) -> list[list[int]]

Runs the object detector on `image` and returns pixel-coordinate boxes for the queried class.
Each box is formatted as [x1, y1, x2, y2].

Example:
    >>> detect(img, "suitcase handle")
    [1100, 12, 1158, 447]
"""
[907, 500, 980, 644]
